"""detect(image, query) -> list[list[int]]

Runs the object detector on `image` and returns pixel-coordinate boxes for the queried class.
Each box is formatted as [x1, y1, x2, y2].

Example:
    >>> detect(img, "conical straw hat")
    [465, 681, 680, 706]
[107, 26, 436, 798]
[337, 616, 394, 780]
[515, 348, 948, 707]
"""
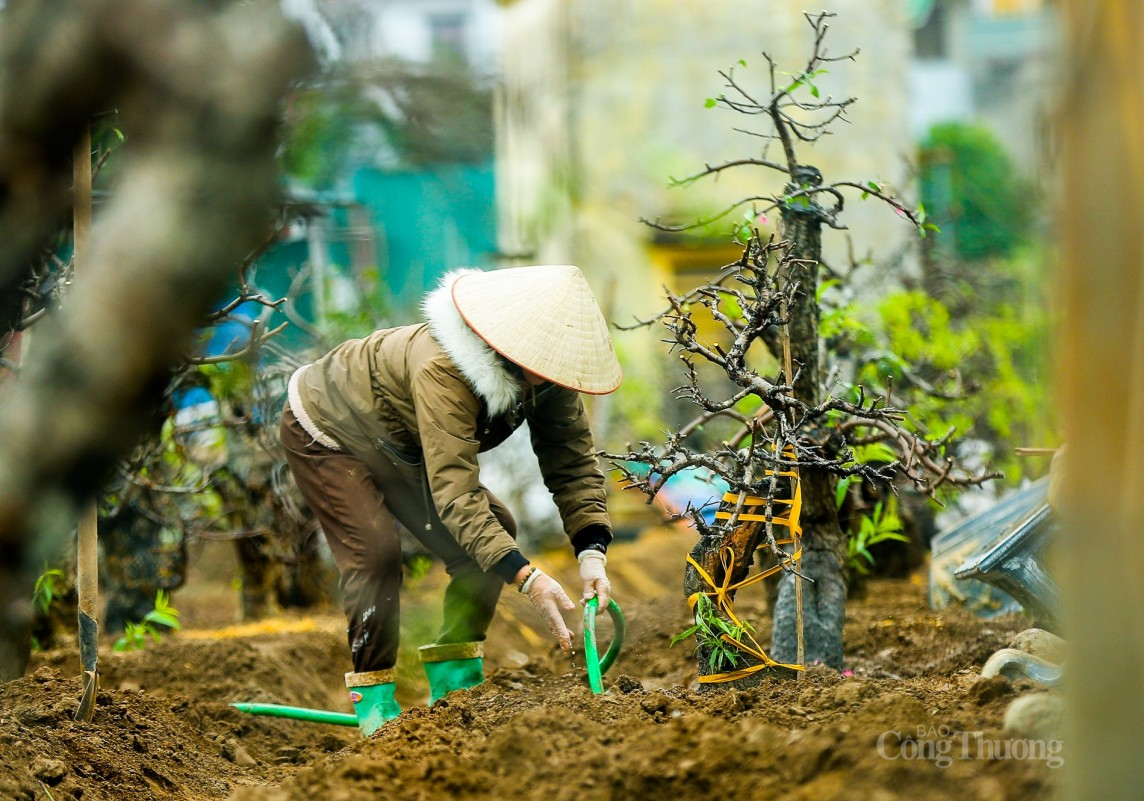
[451, 265, 623, 394]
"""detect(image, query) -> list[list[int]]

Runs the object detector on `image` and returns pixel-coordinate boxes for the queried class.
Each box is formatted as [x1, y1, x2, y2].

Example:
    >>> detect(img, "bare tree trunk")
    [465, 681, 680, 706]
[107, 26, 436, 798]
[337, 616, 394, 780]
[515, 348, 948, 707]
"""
[0, 0, 312, 680]
[1058, 2, 1144, 798]
[770, 167, 847, 670]
[627, 16, 987, 687]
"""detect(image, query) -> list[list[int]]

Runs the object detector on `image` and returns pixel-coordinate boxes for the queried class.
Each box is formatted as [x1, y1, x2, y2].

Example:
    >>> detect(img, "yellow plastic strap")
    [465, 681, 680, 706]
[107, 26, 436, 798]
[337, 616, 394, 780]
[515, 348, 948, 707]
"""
[685, 546, 804, 680]
[684, 444, 805, 681]
[712, 467, 804, 538]
[701, 631, 803, 682]
[715, 513, 796, 527]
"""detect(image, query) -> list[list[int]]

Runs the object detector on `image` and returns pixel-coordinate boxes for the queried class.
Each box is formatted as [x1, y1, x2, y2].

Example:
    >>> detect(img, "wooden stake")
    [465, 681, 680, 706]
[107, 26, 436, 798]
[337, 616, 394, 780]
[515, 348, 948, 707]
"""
[73, 125, 98, 722]
[1013, 447, 1059, 457]
[779, 267, 804, 677]
[588, 274, 617, 446]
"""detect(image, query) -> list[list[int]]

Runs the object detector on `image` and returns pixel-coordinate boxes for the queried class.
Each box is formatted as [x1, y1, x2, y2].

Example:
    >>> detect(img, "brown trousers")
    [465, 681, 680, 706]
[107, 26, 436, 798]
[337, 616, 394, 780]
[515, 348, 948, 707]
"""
[279, 404, 516, 673]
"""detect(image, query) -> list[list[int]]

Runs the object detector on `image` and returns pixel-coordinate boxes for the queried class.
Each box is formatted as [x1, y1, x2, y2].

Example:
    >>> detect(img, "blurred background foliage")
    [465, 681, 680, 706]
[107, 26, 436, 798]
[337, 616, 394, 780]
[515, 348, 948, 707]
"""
[280, 60, 495, 191]
[919, 122, 1037, 264]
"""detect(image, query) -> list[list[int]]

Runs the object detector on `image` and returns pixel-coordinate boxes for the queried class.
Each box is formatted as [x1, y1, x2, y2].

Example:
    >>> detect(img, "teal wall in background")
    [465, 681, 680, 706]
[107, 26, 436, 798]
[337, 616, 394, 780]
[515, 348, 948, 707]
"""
[245, 160, 496, 352]
[353, 161, 498, 313]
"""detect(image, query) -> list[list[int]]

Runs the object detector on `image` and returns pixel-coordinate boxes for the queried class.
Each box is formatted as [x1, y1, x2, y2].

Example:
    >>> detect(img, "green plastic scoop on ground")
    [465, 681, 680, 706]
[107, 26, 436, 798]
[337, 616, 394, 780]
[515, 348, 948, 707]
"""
[231, 599, 627, 723]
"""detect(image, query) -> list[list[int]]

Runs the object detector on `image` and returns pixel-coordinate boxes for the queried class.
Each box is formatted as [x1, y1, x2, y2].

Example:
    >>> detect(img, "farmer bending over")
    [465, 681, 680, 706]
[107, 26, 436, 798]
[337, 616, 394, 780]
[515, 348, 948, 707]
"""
[279, 264, 621, 736]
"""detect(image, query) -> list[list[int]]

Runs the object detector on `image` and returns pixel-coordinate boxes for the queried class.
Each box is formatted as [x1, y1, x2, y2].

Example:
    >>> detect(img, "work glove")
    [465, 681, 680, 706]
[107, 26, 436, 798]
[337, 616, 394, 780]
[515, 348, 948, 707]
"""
[578, 549, 611, 610]
[520, 568, 576, 651]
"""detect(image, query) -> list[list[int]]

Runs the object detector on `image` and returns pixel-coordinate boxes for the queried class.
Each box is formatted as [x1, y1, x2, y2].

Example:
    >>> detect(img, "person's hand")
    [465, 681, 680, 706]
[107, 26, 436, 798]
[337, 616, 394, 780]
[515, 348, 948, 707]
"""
[578, 550, 611, 610]
[520, 568, 576, 651]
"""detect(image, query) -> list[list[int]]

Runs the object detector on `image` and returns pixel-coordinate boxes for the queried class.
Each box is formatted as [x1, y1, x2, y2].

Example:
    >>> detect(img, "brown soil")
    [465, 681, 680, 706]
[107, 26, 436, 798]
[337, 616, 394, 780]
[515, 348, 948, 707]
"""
[2, 525, 1060, 800]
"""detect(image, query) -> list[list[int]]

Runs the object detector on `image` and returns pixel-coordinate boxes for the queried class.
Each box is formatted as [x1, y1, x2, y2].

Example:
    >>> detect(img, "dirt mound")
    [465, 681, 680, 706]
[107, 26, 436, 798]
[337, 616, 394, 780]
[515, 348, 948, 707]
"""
[1, 526, 1061, 800]
[230, 664, 1053, 801]
[2, 628, 360, 801]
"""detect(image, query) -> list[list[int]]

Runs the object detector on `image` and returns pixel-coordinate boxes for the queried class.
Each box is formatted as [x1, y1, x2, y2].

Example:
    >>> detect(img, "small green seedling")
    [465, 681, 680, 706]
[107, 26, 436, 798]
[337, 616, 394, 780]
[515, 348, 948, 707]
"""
[671, 593, 753, 673]
[404, 553, 433, 581]
[847, 500, 910, 575]
[33, 568, 66, 616]
[31, 567, 67, 651]
[113, 589, 182, 652]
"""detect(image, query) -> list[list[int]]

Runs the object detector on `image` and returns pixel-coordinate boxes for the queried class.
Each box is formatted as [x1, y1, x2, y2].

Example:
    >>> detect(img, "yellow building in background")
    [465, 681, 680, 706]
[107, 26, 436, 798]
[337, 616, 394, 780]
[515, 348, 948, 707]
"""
[985, 0, 1046, 15]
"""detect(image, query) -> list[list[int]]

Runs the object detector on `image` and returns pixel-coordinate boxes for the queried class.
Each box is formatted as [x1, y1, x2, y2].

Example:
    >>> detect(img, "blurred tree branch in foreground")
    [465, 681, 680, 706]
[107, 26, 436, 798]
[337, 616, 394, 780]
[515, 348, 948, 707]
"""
[0, 0, 313, 679]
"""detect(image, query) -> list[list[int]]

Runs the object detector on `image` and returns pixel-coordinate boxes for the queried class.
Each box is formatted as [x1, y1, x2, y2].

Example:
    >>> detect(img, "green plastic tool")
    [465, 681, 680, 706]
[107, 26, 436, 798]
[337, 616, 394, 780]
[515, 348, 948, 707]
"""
[583, 597, 625, 694]
[229, 702, 358, 727]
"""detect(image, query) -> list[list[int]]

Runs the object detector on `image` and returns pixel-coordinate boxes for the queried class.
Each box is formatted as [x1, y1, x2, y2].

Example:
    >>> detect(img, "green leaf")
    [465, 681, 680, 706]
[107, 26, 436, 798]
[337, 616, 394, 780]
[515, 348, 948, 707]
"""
[114, 623, 145, 652]
[145, 610, 181, 629]
[739, 59, 747, 67]
[878, 531, 912, 544]
[852, 442, 899, 464]
[705, 97, 718, 108]
[406, 553, 433, 581]
[670, 625, 702, 646]
[816, 278, 841, 302]
[835, 476, 853, 510]
[712, 617, 737, 636]
[810, 83, 820, 98]
[33, 568, 65, 616]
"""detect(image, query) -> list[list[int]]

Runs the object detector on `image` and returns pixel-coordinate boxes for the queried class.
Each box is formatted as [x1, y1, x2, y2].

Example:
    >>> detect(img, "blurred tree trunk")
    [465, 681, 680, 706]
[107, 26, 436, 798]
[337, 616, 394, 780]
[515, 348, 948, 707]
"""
[769, 168, 846, 671]
[0, 0, 313, 680]
[1057, 2, 1144, 798]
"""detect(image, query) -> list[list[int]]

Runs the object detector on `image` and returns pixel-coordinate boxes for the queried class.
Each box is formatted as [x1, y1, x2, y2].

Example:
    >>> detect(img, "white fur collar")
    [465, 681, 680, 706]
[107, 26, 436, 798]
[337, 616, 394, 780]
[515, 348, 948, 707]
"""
[422, 268, 522, 416]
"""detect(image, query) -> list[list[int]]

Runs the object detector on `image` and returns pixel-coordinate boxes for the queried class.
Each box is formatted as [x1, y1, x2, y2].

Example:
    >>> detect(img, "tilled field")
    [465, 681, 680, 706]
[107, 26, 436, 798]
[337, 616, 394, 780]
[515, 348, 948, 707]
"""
[1, 525, 1059, 800]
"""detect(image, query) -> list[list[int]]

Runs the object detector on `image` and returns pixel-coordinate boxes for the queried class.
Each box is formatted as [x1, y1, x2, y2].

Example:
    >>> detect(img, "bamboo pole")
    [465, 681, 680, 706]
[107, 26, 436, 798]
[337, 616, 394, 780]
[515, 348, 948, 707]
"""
[587, 274, 616, 447]
[779, 269, 804, 677]
[1013, 447, 1059, 457]
[73, 125, 98, 723]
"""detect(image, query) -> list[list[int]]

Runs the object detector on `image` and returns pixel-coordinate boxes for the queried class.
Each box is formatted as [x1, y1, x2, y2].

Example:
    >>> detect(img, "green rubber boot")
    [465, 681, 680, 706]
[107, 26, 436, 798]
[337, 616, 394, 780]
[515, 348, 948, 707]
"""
[345, 669, 402, 737]
[419, 642, 484, 704]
